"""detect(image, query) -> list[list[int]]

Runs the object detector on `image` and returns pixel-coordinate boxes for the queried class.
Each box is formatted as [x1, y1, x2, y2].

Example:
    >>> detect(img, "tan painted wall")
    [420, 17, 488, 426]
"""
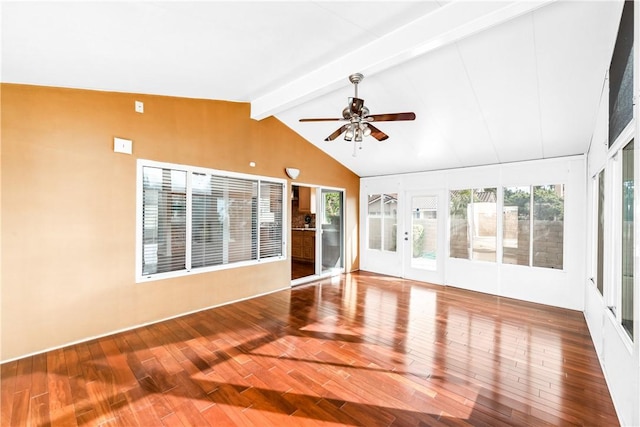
[0, 84, 359, 362]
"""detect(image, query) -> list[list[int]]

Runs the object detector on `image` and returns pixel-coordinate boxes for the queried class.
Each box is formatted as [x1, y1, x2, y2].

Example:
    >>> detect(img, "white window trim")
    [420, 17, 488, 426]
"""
[447, 184, 566, 270]
[135, 159, 287, 283]
[366, 193, 399, 253]
[590, 168, 607, 295]
[602, 129, 636, 349]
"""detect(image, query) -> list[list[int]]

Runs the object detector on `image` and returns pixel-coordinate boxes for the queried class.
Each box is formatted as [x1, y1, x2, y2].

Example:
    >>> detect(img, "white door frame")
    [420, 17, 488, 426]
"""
[291, 184, 346, 286]
[402, 189, 446, 285]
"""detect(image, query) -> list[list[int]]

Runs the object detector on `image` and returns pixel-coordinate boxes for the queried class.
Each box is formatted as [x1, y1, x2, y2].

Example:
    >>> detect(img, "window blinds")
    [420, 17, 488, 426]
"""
[192, 173, 258, 268]
[140, 162, 285, 279]
[142, 167, 187, 275]
[259, 181, 284, 258]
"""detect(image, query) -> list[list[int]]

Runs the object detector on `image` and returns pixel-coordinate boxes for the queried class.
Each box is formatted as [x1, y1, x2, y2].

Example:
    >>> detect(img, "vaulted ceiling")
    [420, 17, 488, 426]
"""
[2, 1, 623, 177]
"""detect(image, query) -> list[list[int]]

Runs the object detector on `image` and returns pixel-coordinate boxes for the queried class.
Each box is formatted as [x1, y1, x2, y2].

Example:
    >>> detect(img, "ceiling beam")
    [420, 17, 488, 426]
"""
[250, 0, 555, 120]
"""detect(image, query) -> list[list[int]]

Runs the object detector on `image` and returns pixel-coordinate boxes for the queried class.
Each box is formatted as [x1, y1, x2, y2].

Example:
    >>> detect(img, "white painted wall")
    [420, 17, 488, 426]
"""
[362, 149, 638, 424]
[360, 155, 586, 310]
[584, 60, 639, 426]
[360, 6, 640, 424]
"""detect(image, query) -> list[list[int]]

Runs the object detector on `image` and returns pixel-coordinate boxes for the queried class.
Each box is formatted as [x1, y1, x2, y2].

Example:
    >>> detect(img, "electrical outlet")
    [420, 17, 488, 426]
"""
[135, 100, 144, 113]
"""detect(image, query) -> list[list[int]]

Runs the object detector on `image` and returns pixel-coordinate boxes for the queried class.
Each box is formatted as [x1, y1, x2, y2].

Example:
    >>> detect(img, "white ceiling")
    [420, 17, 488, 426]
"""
[1, 1, 624, 177]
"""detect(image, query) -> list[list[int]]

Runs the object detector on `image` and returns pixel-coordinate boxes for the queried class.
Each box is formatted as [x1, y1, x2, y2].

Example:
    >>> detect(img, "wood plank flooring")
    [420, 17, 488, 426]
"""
[1, 271, 619, 426]
[291, 260, 315, 280]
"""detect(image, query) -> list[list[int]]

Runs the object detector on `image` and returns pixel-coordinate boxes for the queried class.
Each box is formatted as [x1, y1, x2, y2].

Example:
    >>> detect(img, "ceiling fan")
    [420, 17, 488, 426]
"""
[299, 73, 416, 148]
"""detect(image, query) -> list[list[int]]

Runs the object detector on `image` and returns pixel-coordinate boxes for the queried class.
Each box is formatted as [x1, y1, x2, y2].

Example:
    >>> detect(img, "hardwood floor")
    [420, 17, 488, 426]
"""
[291, 260, 315, 280]
[1, 272, 619, 426]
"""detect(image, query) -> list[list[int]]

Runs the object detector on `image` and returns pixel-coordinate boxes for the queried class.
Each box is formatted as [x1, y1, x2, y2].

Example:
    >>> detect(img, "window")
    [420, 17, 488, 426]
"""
[503, 186, 530, 266]
[532, 185, 564, 269]
[596, 170, 605, 295]
[621, 140, 634, 339]
[472, 188, 497, 261]
[449, 188, 496, 262]
[605, 0, 634, 343]
[191, 173, 256, 267]
[609, 0, 634, 147]
[367, 193, 397, 252]
[259, 182, 284, 259]
[138, 160, 285, 281]
[501, 185, 564, 269]
[449, 189, 471, 259]
[142, 167, 187, 275]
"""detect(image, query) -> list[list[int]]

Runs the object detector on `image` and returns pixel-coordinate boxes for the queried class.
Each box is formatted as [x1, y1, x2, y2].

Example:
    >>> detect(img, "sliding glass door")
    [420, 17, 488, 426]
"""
[291, 186, 344, 284]
[321, 189, 344, 275]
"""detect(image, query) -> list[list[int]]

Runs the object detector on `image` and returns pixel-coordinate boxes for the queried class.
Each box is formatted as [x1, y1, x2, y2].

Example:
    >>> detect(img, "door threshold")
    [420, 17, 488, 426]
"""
[291, 268, 345, 287]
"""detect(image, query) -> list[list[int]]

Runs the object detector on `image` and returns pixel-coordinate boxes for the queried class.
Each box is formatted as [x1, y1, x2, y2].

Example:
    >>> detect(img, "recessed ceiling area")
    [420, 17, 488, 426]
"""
[1, 1, 623, 177]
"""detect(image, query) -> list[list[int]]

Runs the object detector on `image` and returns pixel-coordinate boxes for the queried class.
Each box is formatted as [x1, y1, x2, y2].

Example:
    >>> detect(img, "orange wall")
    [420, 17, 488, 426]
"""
[0, 84, 359, 362]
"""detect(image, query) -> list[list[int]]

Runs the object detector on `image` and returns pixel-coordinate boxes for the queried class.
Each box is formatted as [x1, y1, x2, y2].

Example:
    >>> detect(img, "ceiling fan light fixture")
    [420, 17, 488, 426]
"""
[362, 124, 371, 137]
[344, 125, 355, 141]
[354, 127, 363, 142]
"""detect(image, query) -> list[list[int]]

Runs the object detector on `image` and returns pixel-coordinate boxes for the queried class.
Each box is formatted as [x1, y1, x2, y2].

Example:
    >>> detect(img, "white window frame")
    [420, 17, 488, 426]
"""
[448, 187, 499, 263]
[135, 159, 286, 283]
[449, 184, 566, 270]
[606, 123, 635, 347]
[366, 193, 398, 253]
[591, 168, 607, 296]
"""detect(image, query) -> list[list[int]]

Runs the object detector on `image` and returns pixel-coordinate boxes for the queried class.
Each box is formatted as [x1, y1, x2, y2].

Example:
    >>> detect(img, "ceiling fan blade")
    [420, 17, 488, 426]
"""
[367, 124, 389, 141]
[299, 117, 343, 122]
[325, 125, 349, 141]
[366, 112, 416, 122]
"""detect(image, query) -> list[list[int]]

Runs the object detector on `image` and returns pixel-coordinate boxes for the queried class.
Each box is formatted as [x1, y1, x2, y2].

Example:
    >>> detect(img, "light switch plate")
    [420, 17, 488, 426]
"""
[114, 137, 132, 154]
[135, 100, 144, 113]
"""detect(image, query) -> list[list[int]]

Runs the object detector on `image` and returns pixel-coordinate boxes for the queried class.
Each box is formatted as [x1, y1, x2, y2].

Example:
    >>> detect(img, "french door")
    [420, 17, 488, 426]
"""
[402, 190, 445, 284]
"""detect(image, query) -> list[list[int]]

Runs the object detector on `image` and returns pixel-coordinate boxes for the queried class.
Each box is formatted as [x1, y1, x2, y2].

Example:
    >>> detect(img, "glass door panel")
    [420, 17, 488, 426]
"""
[410, 195, 438, 271]
[321, 189, 344, 275]
[404, 191, 444, 284]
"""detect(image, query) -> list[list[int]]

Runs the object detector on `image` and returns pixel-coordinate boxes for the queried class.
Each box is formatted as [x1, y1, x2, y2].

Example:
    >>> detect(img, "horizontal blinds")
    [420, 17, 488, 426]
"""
[412, 195, 437, 211]
[192, 172, 222, 268]
[259, 181, 284, 258]
[192, 173, 257, 268]
[140, 161, 285, 278]
[142, 166, 187, 275]
[222, 176, 257, 264]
